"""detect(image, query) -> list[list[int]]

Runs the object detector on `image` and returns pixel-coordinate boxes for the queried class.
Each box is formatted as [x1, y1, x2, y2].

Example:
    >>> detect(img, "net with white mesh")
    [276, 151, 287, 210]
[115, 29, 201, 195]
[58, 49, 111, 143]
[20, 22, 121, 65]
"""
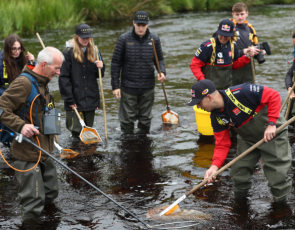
[80, 127, 101, 144]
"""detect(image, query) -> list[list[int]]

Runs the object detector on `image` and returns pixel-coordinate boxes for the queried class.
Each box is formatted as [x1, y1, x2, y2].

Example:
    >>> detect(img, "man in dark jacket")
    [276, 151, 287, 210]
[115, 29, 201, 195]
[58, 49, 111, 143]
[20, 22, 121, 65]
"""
[0, 47, 64, 218]
[230, 2, 263, 85]
[111, 11, 166, 134]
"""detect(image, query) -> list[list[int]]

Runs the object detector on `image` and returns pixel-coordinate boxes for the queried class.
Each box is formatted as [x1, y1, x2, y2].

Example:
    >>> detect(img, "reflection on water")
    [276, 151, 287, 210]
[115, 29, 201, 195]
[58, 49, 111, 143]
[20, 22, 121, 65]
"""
[1, 4, 295, 229]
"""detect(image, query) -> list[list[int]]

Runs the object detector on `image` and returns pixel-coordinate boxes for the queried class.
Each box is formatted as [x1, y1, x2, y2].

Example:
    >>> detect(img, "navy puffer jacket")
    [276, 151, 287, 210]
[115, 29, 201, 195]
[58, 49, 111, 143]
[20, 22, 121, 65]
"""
[111, 27, 166, 90]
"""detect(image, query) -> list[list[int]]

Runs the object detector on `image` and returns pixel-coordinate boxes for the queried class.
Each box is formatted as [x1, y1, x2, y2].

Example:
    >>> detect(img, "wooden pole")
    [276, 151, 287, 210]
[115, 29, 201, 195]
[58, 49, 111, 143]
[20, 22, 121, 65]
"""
[151, 39, 170, 110]
[249, 46, 256, 84]
[95, 46, 108, 141]
[250, 56, 256, 84]
[159, 115, 295, 216]
[280, 82, 295, 113]
[36, 32, 60, 144]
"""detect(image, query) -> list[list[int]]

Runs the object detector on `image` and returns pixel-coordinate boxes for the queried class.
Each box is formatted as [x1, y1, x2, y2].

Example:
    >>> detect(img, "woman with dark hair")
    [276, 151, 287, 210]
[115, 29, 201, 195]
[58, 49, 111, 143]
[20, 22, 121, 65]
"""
[0, 34, 34, 95]
[59, 23, 105, 138]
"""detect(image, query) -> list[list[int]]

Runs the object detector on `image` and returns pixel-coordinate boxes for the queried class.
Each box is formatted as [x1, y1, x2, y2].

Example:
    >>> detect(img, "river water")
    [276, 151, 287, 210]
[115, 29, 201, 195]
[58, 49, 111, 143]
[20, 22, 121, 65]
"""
[1, 4, 295, 230]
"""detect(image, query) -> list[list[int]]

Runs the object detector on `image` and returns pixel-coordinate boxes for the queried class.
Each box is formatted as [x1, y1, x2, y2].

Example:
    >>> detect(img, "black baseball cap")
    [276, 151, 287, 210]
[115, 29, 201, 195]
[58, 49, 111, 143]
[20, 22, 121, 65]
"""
[75, 23, 93, 39]
[134, 11, 149, 24]
[217, 19, 235, 37]
[187, 79, 216, 106]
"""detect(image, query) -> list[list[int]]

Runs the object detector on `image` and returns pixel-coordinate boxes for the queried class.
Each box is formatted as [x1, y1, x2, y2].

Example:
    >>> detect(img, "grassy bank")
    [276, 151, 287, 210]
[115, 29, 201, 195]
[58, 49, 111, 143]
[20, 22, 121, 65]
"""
[0, 0, 84, 37]
[0, 0, 294, 37]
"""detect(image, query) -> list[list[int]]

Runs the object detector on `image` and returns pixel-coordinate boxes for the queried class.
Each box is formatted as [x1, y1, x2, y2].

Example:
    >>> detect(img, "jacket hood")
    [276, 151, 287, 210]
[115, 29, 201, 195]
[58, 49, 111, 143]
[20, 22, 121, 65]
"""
[66, 39, 74, 48]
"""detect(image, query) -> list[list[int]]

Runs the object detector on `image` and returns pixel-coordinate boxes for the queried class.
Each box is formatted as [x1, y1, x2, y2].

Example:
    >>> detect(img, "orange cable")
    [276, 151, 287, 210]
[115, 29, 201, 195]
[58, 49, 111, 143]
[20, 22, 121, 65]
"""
[0, 94, 42, 172]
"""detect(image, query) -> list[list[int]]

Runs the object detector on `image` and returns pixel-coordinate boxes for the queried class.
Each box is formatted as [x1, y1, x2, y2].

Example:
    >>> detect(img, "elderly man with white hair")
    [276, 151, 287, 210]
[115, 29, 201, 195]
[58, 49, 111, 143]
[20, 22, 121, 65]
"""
[0, 47, 64, 219]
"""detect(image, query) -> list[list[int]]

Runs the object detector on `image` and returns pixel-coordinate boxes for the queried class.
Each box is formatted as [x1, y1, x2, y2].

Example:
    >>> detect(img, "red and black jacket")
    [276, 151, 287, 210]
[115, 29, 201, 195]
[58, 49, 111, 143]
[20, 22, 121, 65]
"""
[210, 83, 280, 168]
[190, 37, 250, 81]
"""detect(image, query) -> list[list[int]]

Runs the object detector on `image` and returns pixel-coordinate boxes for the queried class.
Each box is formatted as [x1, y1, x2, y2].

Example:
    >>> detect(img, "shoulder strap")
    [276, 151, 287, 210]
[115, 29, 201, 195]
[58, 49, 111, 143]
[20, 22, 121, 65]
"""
[210, 38, 216, 66]
[230, 40, 235, 62]
[19, 72, 40, 100]
[230, 18, 237, 25]
[225, 88, 256, 116]
[2, 61, 9, 85]
[18, 72, 41, 126]
[247, 23, 258, 45]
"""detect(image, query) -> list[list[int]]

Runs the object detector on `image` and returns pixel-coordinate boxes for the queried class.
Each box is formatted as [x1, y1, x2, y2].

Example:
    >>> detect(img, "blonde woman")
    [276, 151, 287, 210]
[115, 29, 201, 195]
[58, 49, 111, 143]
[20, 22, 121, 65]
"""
[59, 23, 105, 138]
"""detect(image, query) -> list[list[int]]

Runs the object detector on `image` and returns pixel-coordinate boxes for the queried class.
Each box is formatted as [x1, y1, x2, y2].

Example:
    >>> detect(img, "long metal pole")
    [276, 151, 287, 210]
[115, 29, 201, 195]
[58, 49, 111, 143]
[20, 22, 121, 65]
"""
[95, 46, 108, 141]
[15, 132, 150, 228]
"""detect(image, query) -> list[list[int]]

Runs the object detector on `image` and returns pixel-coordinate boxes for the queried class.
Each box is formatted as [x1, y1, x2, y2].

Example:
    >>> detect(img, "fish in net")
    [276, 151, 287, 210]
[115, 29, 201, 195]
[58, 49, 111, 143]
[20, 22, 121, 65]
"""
[147, 205, 211, 221]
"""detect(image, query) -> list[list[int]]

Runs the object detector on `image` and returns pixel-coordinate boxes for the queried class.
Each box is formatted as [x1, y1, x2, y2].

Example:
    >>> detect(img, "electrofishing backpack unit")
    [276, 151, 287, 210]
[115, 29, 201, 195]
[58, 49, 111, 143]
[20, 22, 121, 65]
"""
[0, 73, 44, 147]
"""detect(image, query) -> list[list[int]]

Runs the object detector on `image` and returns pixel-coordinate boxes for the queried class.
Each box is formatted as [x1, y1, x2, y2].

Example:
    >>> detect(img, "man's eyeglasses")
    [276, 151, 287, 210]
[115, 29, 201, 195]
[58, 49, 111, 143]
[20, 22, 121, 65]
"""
[11, 47, 22, 53]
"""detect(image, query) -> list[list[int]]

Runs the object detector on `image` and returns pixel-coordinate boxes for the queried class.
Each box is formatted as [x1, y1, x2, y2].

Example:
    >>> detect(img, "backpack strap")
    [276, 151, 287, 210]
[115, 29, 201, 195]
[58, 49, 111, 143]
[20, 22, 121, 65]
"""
[17, 73, 42, 127]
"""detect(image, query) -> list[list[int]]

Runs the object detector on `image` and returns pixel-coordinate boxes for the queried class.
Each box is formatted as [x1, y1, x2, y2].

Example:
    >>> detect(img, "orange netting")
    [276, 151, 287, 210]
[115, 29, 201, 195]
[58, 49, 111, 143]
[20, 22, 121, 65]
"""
[59, 149, 79, 159]
[80, 127, 101, 144]
[162, 111, 179, 124]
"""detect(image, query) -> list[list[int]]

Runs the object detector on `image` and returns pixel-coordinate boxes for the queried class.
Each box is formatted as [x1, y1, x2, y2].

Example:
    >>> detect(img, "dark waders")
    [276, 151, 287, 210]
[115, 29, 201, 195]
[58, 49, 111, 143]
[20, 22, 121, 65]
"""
[231, 107, 292, 202]
[15, 158, 58, 218]
[119, 89, 154, 134]
[201, 65, 232, 90]
[66, 110, 95, 137]
[232, 62, 254, 86]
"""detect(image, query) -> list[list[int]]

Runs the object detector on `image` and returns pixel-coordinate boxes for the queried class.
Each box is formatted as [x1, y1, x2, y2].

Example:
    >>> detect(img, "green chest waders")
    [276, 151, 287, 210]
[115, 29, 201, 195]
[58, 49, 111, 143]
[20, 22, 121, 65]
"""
[232, 61, 254, 86]
[201, 65, 232, 90]
[233, 107, 286, 141]
[201, 38, 234, 90]
[230, 107, 292, 202]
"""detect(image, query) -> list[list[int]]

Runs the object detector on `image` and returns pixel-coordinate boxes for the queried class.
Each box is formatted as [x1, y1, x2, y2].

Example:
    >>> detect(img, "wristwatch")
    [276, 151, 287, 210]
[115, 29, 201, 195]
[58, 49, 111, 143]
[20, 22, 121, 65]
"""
[267, 121, 276, 126]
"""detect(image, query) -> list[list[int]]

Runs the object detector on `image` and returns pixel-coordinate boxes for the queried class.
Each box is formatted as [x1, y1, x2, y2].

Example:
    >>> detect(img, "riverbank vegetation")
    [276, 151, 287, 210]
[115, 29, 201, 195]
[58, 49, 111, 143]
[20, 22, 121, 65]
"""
[1, 0, 293, 37]
[0, 0, 84, 37]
